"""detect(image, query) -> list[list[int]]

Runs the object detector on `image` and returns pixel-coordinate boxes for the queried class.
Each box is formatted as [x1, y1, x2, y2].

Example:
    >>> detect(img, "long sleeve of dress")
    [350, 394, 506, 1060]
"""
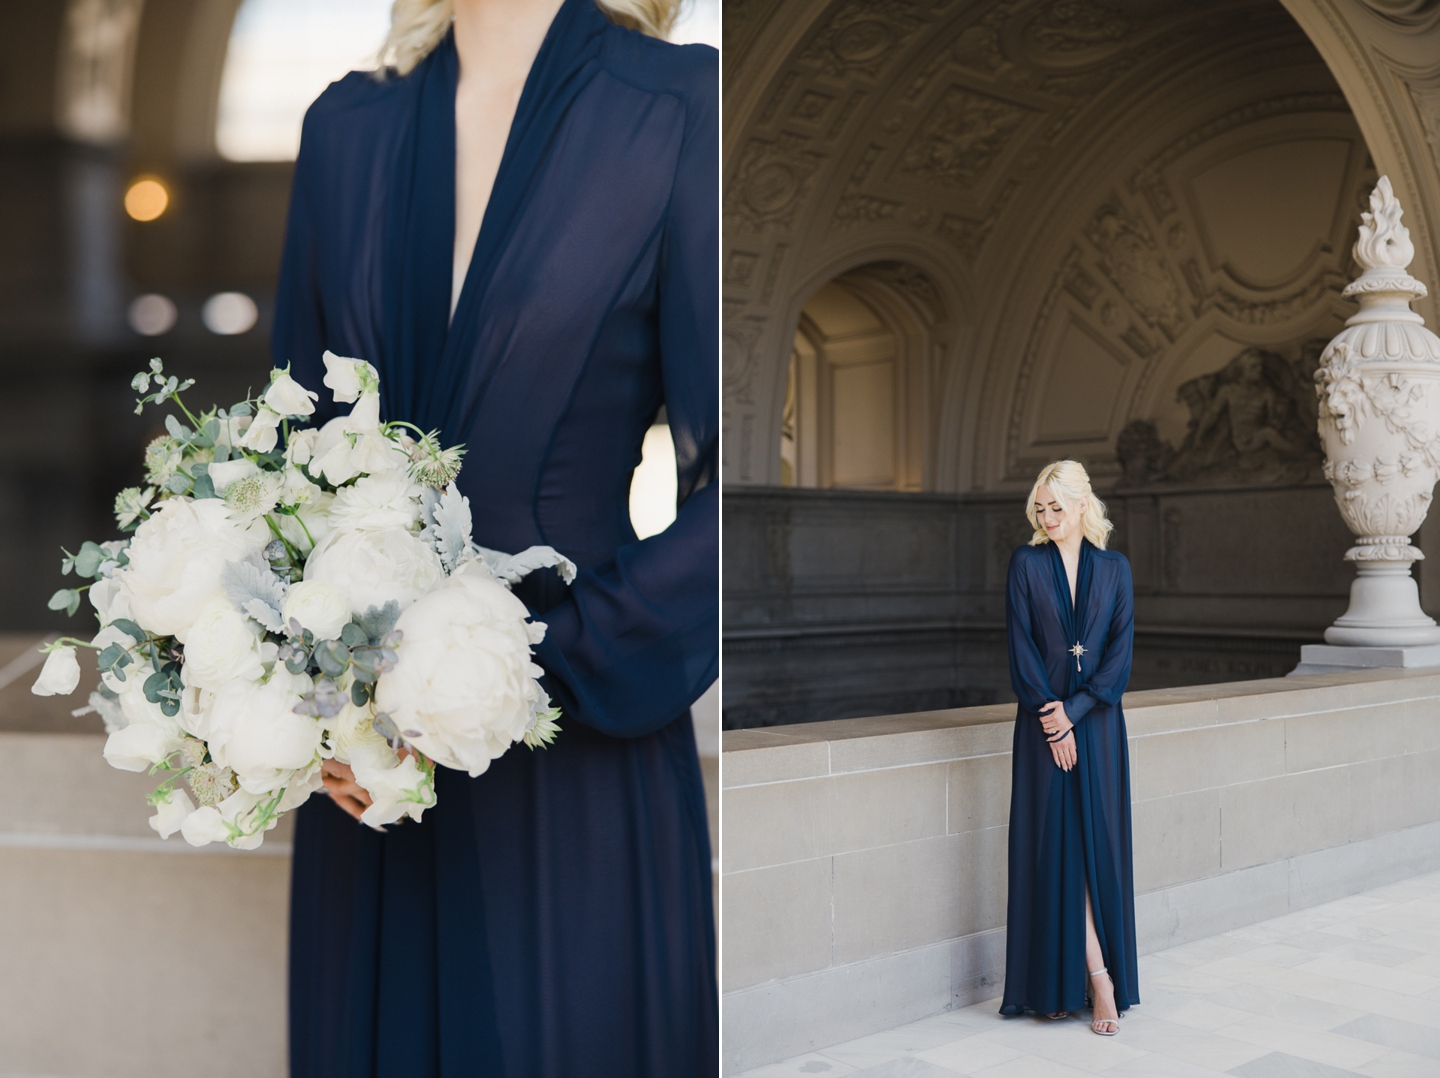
[1006, 550, 1061, 714]
[1064, 558, 1134, 724]
[527, 52, 719, 740]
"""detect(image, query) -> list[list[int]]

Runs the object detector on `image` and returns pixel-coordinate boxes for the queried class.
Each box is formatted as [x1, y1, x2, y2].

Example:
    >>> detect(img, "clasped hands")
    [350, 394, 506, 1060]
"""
[1039, 701, 1076, 772]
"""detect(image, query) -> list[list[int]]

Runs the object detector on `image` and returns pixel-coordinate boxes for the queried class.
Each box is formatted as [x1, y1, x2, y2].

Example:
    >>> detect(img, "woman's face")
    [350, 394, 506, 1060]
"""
[1035, 485, 1086, 543]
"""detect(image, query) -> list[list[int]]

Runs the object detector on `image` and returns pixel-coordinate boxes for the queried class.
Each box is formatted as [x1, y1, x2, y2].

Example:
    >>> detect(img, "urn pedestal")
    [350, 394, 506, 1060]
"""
[1296, 177, 1440, 674]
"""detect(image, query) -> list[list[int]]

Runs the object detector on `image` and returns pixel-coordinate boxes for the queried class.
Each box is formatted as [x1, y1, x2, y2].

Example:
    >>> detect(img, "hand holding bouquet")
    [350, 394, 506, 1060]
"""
[33, 353, 573, 848]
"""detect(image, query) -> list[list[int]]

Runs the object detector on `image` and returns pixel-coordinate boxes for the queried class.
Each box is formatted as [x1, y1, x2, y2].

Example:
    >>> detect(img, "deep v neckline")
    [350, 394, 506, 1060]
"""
[1048, 539, 1092, 642]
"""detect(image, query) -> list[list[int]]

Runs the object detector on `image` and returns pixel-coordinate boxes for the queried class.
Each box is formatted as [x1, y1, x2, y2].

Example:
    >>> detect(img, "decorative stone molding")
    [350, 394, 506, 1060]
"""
[1316, 177, 1440, 645]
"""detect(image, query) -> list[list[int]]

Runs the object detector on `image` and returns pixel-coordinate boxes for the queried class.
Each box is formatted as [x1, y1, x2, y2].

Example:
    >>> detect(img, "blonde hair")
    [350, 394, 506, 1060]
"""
[380, 0, 680, 77]
[1025, 460, 1113, 549]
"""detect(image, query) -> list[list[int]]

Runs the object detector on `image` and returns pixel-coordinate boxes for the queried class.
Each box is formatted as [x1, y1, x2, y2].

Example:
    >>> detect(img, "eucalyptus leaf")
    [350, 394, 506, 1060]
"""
[109, 618, 145, 642]
[47, 589, 76, 612]
[73, 542, 106, 579]
[164, 414, 189, 441]
[339, 622, 367, 648]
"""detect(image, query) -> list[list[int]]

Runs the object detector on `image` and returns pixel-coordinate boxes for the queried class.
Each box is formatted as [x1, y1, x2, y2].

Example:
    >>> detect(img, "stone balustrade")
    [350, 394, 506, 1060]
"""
[721, 668, 1440, 1074]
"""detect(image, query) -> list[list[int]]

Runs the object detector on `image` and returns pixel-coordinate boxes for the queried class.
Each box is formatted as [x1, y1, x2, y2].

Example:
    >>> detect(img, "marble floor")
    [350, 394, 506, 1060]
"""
[736, 870, 1440, 1078]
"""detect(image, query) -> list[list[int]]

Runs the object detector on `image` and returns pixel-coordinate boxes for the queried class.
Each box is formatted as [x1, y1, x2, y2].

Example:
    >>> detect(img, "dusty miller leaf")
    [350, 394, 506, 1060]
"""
[421, 483, 474, 574]
[474, 544, 577, 589]
[222, 558, 288, 631]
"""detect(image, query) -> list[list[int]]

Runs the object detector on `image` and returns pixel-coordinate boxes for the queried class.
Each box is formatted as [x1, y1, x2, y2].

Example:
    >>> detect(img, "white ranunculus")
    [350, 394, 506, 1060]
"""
[304, 525, 443, 617]
[149, 787, 196, 839]
[214, 677, 322, 792]
[264, 367, 319, 417]
[182, 596, 264, 690]
[328, 700, 396, 769]
[329, 472, 422, 532]
[237, 406, 282, 453]
[281, 579, 352, 641]
[31, 646, 80, 697]
[322, 351, 378, 403]
[118, 498, 268, 642]
[374, 561, 548, 777]
[353, 753, 435, 827]
[207, 458, 260, 493]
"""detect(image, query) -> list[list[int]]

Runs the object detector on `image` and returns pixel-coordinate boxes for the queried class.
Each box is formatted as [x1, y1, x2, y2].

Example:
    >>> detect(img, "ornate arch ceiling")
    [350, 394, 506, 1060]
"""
[722, 0, 1378, 490]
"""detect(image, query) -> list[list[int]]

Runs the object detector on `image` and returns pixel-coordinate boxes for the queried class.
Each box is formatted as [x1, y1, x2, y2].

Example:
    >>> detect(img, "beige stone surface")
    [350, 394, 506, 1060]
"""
[724, 857, 832, 989]
[0, 847, 289, 1078]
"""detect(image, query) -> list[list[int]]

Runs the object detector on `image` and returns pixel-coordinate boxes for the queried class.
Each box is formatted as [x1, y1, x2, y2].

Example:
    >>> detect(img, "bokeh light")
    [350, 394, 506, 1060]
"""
[128, 294, 178, 336]
[201, 292, 259, 335]
[123, 178, 169, 222]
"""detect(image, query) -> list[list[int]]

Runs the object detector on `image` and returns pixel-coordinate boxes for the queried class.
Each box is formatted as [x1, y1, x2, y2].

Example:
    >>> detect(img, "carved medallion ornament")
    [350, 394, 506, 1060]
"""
[801, 0, 926, 80]
[1314, 177, 1440, 646]
[1085, 205, 1187, 341]
[727, 134, 825, 234]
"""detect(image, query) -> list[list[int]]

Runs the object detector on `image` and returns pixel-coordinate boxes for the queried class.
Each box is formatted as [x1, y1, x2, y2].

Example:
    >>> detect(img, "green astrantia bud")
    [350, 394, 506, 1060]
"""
[113, 486, 154, 529]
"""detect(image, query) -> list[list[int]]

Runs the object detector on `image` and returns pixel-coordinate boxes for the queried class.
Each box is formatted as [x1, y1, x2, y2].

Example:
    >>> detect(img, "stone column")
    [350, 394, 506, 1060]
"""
[1296, 177, 1440, 673]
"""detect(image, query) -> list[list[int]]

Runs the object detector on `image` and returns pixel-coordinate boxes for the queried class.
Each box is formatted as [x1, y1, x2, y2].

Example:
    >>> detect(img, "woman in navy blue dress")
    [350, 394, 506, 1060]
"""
[1000, 460, 1138, 1035]
[271, 0, 717, 1073]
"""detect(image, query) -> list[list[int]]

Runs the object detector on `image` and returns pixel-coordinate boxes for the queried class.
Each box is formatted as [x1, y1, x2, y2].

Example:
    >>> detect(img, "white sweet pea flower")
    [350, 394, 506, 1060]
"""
[237, 406, 282, 453]
[322, 351, 379, 404]
[347, 391, 381, 432]
[304, 525, 444, 617]
[280, 464, 322, 508]
[353, 753, 435, 827]
[103, 714, 184, 772]
[118, 498, 269, 642]
[281, 579, 351, 641]
[287, 427, 318, 467]
[180, 787, 271, 849]
[277, 491, 333, 556]
[89, 576, 134, 625]
[310, 416, 361, 486]
[277, 764, 325, 813]
[329, 472, 423, 532]
[149, 787, 196, 839]
[207, 458, 260, 492]
[263, 366, 319, 418]
[374, 561, 550, 777]
[182, 596, 265, 691]
[31, 646, 80, 697]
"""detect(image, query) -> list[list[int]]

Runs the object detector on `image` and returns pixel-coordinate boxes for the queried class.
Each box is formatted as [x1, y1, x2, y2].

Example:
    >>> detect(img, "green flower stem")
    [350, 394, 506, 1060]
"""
[42, 635, 100, 652]
[263, 514, 305, 564]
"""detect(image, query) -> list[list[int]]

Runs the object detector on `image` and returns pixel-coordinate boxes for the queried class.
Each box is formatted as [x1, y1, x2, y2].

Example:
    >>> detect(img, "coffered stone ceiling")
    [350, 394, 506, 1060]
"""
[722, 0, 1440, 491]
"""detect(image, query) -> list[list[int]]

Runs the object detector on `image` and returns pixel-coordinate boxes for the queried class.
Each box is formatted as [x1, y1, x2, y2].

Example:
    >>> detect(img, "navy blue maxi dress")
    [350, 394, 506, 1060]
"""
[270, 2, 718, 1074]
[1000, 539, 1139, 1017]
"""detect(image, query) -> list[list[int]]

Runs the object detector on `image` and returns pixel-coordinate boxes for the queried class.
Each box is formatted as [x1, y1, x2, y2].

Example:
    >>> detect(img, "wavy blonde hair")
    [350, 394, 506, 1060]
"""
[380, 0, 681, 76]
[1025, 460, 1113, 550]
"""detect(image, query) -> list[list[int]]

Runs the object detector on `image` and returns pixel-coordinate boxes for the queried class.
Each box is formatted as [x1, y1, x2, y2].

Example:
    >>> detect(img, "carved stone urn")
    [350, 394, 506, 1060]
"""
[1316, 177, 1440, 646]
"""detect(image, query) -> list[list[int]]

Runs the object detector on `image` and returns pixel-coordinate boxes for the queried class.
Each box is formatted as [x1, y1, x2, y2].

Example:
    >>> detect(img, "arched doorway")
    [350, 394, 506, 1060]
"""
[782, 262, 943, 491]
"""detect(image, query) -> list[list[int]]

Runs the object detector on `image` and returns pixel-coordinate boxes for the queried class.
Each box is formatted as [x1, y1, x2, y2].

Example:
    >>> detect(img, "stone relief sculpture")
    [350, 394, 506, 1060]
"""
[1116, 343, 1326, 486]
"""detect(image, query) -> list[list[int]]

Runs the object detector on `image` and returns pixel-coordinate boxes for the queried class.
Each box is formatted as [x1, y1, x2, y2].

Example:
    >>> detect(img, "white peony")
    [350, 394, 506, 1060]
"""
[118, 498, 268, 642]
[322, 351, 378, 403]
[182, 596, 264, 690]
[207, 675, 320, 791]
[149, 787, 195, 839]
[31, 646, 80, 696]
[264, 367, 319, 417]
[328, 472, 422, 531]
[353, 753, 435, 827]
[281, 579, 351, 641]
[304, 525, 443, 616]
[374, 561, 549, 777]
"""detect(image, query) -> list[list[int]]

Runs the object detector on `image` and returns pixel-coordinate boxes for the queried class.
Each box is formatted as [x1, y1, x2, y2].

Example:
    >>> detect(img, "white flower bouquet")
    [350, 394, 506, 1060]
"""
[32, 353, 572, 848]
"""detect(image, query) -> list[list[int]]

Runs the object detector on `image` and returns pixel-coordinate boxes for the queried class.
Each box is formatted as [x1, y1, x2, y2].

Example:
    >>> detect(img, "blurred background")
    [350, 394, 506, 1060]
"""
[0, 2, 717, 1075]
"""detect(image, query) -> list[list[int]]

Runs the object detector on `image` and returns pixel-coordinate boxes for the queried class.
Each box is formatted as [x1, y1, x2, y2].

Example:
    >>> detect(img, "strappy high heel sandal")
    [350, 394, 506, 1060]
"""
[1086, 967, 1119, 1036]
[1045, 1010, 1068, 1020]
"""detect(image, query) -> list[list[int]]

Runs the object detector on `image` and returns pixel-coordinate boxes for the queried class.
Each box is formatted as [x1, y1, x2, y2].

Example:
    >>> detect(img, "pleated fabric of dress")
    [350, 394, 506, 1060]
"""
[271, 1, 717, 1073]
[1000, 539, 1139, 1017]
